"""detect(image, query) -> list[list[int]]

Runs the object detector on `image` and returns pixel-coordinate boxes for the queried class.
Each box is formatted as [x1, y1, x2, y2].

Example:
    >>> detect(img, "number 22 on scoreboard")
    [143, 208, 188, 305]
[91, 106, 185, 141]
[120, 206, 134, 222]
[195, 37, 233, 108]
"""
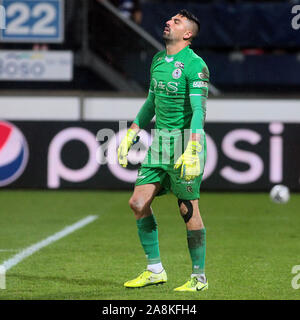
[1, 0, 63, 42]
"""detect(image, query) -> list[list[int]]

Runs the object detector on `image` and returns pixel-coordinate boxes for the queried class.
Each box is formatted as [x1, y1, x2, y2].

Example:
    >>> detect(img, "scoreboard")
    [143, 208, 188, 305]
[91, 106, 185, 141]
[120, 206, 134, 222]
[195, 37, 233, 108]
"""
[0, 0, 64, 43]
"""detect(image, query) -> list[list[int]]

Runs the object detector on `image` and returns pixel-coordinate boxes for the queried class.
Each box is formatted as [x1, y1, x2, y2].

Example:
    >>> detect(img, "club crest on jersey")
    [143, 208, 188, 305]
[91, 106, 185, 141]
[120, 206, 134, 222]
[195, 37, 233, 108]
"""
[172, 68, 182, 79]
[198, 67, 209, 79]
[174, 61, 184, 69]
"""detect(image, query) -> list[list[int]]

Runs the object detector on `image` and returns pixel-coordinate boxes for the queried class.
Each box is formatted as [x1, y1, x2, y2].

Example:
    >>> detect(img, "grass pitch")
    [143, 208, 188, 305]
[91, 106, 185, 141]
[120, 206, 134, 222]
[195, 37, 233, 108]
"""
[0, 190, 299, 300]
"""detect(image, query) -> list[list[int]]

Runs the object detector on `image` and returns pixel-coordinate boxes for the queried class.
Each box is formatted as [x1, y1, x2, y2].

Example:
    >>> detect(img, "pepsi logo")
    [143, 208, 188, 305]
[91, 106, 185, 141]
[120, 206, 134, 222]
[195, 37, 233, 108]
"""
[0, 121, 29, 187]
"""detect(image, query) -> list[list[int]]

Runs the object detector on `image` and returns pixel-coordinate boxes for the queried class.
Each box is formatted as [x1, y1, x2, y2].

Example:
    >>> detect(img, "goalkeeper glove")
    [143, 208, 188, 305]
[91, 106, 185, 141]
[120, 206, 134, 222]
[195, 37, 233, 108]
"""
[117, 128, 139, 167]
[174, 140, 202, 181]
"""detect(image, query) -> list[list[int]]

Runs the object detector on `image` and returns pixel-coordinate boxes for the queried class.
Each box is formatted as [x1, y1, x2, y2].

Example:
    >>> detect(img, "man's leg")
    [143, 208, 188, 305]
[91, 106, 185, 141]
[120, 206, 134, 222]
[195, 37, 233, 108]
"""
[174, 198, 208, 291]
[124, 183, 167, 288]
[129, 183, 163, 271]
[179, 199, 206, 280]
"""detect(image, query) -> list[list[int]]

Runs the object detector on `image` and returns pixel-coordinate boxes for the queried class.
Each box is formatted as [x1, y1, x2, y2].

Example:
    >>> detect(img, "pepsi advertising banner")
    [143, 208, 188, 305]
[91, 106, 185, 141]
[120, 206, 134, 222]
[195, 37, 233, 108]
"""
[1, 120, 300, 191]
[0, 121, 29, 187]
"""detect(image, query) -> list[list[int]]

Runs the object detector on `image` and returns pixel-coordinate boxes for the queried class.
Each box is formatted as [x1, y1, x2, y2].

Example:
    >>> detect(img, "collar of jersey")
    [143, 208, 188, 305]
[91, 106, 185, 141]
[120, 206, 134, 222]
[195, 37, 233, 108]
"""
[164, 45, 190, 62]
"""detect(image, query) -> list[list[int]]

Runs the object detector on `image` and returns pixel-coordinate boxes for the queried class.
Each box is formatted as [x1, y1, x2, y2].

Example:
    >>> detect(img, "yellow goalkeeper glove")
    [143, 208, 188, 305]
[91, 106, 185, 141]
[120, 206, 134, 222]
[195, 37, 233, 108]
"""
[174, 140, 202, 181]
[117, 128, 139, 167]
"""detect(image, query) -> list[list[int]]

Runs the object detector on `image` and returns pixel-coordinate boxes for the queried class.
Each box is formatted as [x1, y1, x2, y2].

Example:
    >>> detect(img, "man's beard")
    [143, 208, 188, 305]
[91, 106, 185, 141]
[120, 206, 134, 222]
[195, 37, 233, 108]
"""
[163, 31, 173, 43]
[162, 25, 173, 42]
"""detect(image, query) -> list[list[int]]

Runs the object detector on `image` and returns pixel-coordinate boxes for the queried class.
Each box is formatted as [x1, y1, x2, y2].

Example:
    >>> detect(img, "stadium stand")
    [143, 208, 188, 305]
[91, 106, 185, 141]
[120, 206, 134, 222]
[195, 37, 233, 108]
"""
[0, 0, 299, 94]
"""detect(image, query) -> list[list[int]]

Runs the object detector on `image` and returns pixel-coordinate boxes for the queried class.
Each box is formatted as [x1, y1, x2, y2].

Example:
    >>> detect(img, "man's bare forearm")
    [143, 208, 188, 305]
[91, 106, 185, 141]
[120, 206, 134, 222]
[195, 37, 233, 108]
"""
[189, 132, 200, 142]
[130, 123, 140, 133]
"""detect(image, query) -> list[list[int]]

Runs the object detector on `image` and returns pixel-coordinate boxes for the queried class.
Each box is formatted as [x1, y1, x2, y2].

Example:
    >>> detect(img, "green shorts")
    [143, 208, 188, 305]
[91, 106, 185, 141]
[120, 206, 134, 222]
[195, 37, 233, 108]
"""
[135, 130, 207, 200]
[135, 164, 204, 200]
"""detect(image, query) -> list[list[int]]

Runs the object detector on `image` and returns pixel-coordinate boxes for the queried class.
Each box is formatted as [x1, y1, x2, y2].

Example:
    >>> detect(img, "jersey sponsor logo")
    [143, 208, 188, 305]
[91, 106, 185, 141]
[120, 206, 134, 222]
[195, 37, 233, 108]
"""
[174, 61, 184, 69]
[166, 82, 179, 93]
[158, 81, 165, 90]
[152, 78, 157, 89]
[172, 68, 182, 79]
[0, 121, 29, 187]
[193, 81, 208, 88]
[198, 73, 205, 79]
[152, 78, 179, 93]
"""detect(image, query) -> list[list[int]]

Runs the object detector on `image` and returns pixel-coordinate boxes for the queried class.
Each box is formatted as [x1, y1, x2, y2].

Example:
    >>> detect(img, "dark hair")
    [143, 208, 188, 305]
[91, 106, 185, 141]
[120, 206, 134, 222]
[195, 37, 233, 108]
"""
[178, 9, 200, 36]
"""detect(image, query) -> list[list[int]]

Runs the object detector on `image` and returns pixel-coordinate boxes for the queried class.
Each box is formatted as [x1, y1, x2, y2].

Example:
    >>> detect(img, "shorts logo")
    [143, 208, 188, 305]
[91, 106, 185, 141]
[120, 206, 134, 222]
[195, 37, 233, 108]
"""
[0, 121, 29, 187]
[187, 185, 193, 193]
[172, 68, 182, 79]
[175, 61, 184, 69]
[193, 81, 208, 88]
[137, 170, 146, 179]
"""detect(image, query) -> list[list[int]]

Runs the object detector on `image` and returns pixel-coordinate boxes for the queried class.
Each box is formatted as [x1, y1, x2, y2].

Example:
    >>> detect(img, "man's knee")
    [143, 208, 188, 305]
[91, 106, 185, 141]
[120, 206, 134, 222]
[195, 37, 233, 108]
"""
[178, 199, 193, 223]
[129, 196, 150, 214]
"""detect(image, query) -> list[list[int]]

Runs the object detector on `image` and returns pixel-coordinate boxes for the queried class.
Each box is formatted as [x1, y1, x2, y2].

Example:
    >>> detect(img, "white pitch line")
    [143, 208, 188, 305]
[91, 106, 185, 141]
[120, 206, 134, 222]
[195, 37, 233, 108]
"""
[1, 215, 98, 272]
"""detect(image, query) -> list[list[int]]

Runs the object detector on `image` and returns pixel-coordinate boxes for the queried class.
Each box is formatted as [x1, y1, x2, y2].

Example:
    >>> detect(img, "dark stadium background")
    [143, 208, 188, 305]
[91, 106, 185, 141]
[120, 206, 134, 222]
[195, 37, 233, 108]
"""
[0, 0, 300, 304]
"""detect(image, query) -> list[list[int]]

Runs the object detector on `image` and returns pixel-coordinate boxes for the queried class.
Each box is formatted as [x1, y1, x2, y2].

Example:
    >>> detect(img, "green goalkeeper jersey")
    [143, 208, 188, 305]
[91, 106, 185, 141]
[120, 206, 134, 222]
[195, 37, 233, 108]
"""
[133, 45, 209, 166]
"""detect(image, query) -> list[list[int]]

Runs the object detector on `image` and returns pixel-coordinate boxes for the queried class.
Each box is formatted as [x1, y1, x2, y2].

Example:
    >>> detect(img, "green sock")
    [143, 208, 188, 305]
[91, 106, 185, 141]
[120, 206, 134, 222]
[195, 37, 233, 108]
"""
[136, 215, 161, 265]
[187, 228, 206, 274]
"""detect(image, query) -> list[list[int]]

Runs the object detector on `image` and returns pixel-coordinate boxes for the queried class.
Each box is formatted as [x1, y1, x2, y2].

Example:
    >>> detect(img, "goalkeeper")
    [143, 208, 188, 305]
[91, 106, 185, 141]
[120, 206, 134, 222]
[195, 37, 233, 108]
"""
[118, 9, 209, 292]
